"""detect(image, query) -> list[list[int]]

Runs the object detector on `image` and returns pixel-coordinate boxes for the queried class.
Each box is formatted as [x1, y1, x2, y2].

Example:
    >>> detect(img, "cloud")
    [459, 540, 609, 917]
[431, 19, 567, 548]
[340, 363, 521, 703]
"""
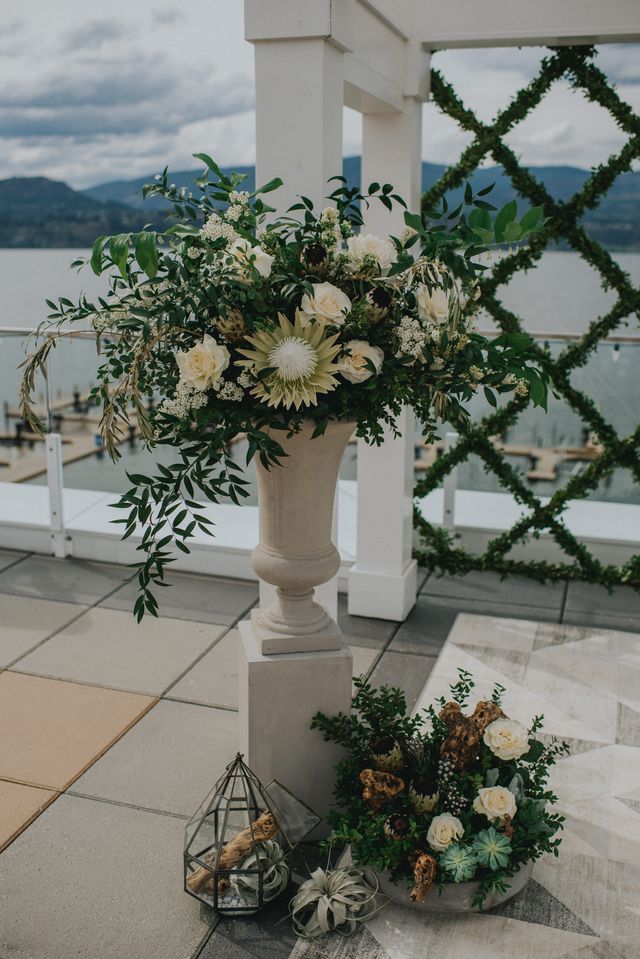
[0, 56, 254, 137]
[63, 19, 129, 51]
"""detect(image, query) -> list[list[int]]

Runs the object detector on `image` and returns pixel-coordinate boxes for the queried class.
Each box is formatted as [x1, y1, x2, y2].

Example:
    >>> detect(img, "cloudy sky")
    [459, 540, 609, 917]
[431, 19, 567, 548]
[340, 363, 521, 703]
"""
[1, 1, 639, 189]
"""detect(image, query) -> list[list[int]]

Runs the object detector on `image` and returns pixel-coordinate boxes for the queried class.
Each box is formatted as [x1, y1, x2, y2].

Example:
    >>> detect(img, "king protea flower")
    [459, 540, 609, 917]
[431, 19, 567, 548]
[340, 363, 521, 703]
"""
[236, 312, 341, 409]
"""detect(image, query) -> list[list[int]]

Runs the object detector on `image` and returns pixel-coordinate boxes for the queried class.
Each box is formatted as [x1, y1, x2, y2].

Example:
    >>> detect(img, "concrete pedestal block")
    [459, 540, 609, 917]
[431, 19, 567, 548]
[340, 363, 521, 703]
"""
[238, 621, 353, 822]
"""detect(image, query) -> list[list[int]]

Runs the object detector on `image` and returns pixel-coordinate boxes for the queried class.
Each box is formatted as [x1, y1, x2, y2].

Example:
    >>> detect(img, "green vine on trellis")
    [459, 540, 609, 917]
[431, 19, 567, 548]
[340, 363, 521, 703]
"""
[414, 45, 640, 590]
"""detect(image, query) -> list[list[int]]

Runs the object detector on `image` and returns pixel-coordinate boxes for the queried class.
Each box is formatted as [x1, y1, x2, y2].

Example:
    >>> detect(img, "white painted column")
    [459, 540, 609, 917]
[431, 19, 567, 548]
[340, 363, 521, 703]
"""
[240, 5, 353, 821]
[348, 96, 424, 620]
[252, 31, 346, 620]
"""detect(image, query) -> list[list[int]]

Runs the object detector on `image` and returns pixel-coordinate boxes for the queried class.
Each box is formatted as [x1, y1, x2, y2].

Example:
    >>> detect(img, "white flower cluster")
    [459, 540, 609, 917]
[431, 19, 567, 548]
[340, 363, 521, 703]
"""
[161, 382, 208, 419]
[91, 307, 131, 332]
[200, 213, 237, 244]
[187, 247, 201, 260]
[395, 315, 428, 361]
[237, 370, 254, 388]
[226, 205, 244, 223]
[217, 380, 244, 402]
[319, 207, 341, 248]
[229, 191, 250, 204]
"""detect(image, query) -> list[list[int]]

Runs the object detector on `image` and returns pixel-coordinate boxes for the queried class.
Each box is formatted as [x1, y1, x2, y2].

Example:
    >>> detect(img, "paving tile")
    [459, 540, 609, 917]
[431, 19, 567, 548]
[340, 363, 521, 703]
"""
[102, 570, 258, 625]
[0, 671, 154, 790]
[350, 644, 379, 680]
[337, 594, 399, 649]
[423, 570, 565, 609]
[71, 699, 238, 817]
[562, 610, 640, 632]
[167, 628, 239, 708]
[388, 594, 560, 656]
[386, 595, 459, 656]
[0, 793, 213, 959]
[0, 780, 58, 853]
[0, 594, 85, 667]
[16, 607, 225, 695]
[565, 582, 640, 621]
[0, 556, 129, 604]
[370, 651, 438, 712]
[0, 549, 28, 573]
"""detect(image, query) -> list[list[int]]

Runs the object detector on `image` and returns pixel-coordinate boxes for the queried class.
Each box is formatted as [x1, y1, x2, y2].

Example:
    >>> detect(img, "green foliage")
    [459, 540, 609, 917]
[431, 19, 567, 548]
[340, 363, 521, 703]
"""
[313, 671, 569, 906]
[20, 152, 551, 617]
[415, 45, 640, 591]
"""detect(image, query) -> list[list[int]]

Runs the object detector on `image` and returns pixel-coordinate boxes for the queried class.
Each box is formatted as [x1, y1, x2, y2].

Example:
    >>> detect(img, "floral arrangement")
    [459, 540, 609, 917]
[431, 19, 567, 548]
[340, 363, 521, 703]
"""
[19, 153, 547, 617]
[311, 671, 568, 908]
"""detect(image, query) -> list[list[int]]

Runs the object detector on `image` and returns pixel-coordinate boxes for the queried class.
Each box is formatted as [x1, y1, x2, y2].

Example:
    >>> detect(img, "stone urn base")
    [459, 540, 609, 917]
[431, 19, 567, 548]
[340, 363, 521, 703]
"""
[361, 860, 534, 913]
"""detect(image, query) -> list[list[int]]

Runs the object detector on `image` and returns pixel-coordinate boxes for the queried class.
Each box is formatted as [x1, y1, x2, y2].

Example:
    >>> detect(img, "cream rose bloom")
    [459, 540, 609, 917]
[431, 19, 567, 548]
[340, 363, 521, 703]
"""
[426, 813, 464, 853]
[300, 282, 351, 326]
[228, 237, 274, 278]
[176, 335, 230, 391]
[346, 233, 397, 274]
[415, 283, 450, 323]
[473, 786, 517, 823]
[483, 718, 529, 761]
[339, 340, 384, 384]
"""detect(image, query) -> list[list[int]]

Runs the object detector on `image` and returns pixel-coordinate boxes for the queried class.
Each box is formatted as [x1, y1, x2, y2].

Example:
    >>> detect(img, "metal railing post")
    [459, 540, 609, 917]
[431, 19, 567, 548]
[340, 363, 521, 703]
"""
[44, 362, 71, 558]
[443, 432, 459, 530]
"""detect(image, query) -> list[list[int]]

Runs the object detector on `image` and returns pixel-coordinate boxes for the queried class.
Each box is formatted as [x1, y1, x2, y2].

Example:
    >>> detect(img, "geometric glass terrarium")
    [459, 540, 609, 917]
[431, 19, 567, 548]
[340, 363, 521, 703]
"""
[184, 754, 321, 915]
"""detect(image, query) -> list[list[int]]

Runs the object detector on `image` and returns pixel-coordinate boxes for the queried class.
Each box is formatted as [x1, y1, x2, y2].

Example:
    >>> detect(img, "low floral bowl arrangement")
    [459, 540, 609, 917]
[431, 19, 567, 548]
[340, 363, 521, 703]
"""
[312, 670, 569, 911]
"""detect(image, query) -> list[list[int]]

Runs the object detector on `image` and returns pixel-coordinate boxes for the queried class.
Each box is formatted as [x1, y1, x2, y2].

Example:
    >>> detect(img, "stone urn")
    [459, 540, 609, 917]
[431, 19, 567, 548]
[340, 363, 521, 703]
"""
[248, 418, 355, 655]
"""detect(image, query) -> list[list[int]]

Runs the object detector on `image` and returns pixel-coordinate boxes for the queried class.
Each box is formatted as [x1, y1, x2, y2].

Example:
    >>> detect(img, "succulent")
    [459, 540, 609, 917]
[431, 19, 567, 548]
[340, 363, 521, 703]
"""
[439, 843, 478, 883]
[473, 828, 512, 871]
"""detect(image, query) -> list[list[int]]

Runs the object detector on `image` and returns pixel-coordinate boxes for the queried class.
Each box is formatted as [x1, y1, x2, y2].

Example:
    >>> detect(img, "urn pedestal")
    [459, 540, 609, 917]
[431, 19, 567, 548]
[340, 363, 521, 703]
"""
[238, 421, 354, 820]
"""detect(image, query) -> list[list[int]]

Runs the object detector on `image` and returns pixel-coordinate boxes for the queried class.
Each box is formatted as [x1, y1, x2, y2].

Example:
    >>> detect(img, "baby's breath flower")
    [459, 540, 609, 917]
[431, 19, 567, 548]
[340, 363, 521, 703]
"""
[226, 204, 244, 223]
[200, 213, 238, 244]
[161, 382, 208, 419]
[217, 380, 244, 402]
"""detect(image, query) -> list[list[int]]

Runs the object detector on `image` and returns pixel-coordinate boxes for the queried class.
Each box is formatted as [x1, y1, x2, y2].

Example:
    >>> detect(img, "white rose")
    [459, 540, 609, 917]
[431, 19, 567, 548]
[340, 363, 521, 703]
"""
[228, 237, 274, 278]
[339, 340, 384, 384]
[426, 813, 464, 853]
[473, 786, 517, 823]
[346, 233, 397, 274]
[176, 334, 230, 391]
[415, 283, 450, 323]
[300, 282, 351, 326]
[483, 718, 530, 761]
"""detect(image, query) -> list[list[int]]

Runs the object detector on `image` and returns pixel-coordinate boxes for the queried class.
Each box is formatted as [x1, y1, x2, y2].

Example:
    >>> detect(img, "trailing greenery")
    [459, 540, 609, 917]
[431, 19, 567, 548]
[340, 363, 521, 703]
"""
[415, 45, 640, 590]
[313, 673, 568, 908]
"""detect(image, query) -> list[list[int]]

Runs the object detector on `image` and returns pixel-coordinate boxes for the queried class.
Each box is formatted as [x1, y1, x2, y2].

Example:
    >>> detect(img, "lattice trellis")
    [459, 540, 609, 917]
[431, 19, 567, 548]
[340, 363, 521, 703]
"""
[413, 46, 640, 589]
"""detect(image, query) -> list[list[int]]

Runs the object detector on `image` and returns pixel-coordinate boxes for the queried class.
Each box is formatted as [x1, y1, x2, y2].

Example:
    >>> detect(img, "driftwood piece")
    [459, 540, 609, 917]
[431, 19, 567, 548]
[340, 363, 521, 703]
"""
[409, 850, 437, 902]
[186, 811, 278, 895]
[439, 700, 505, 771]
[359, 769, 404, 811]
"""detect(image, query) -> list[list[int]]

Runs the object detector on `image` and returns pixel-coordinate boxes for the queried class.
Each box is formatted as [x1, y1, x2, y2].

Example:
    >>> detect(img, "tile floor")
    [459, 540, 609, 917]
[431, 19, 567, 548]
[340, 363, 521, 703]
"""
[0, 548, 637, 959]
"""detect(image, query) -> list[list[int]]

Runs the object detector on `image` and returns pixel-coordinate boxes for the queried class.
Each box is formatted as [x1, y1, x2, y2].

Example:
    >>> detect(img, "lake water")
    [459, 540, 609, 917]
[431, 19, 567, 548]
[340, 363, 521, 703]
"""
[1, 248, 638, 505]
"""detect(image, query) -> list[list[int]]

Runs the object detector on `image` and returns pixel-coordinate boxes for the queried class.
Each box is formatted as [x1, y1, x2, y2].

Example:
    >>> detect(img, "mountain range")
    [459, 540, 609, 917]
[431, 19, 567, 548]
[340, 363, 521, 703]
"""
[1, 157, 639, 249]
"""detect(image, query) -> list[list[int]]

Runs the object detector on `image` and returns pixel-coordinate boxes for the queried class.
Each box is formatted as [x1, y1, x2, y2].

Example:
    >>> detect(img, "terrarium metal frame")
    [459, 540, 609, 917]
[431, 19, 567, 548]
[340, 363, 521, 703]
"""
[184, 753, 321, 916]
[414, 45, 640, 590]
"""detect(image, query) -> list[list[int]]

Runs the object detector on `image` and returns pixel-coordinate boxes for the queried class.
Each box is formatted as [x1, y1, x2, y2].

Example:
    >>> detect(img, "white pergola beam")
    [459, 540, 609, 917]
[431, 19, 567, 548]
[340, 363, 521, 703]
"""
[418, 0, 640, 49]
